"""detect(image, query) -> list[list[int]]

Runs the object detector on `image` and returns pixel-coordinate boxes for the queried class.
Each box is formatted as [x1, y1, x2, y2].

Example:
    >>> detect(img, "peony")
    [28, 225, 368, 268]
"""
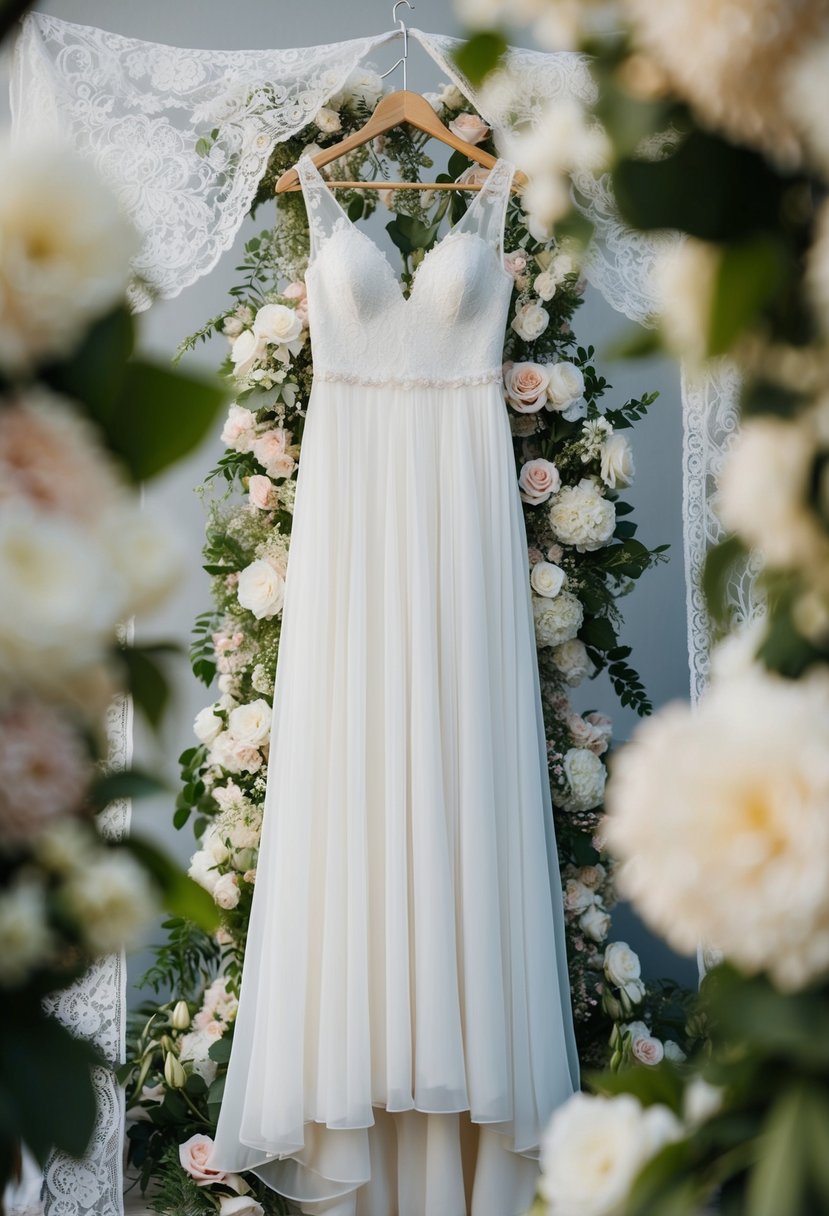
[503, 360, 550, 412]
[546, 361, 586, 415]
[0, 700, 91, 848]
[511, 300, 550, 342]
[600, 433, 635, 489]
[532, 591, 583, 649]
[579, 904, 611, 943]
[447, 112, 490, 145]
[518, 458, 561, 506]
[220, 404, 258, 452]
[0, 140, 135, 372]
[0, 878, 54, 985]
[562, 747, 607, 812]
[539, 1092, 682, 1216]
[228, 700, 271, 748]
[315, 105, 342, 134]
[194, 706, 223, 746]
[717, 415, 825, 570]
[63, 851, 157, 953]
[237, 559, 286, 620]
[551, 638, 593, 687]
[230, 329, 267, 378]
[549, 478, 616, 552]
[530, 560, 565, 598]
[605, 665, 829, 991]
[248, 474, 278, 510]
[212, 872, 241, 911]
[252, 428, 296, 480]
[180, 1134, 230, 1187]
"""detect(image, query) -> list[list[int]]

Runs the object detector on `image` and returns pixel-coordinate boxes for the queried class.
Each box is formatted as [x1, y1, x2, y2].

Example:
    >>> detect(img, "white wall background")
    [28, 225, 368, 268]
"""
[1, 0, 697, 1003]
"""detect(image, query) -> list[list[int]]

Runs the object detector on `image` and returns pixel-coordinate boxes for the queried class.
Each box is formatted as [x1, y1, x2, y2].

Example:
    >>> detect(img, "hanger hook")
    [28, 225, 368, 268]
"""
[381, 0, 414, 90]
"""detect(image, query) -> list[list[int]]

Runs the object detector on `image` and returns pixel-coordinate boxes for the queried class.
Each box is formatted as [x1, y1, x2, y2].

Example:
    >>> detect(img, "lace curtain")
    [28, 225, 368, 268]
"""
[6, 13, 752, 1214]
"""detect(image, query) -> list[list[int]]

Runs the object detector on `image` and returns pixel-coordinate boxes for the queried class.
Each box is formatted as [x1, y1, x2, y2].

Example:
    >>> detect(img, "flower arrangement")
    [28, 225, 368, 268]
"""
[122, 70, 677, 1211]
[0, 136, 224, 1195]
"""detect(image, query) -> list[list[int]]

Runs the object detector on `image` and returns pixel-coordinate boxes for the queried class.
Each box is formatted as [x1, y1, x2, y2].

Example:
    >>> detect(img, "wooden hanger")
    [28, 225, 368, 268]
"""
[274, 3, 526, 195]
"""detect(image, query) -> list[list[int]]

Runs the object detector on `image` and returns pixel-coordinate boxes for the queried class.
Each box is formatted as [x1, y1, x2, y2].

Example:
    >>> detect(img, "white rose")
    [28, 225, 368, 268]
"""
[0, 140, 135, 372]
[314, 106, 342, 134]
[188, 849, 219, 894]
[562, 747, 606, 812]
[600, 433, 635, 489]
[530, 561, 565, 598]
[253, 303, 302, 347]
[228, 699, 271, 748]
[64, 851, 156, 953]
[534, 269, 558, 300]
[237, 559, 285, 620]
[194, 706, 223, 746]
[539, 1093, 682, 1216]
[219, 1197, 265, 1216]
[564, 878, 595, 914]
[231, 329, 267, 378]
[213, 872, 241, 910]
[551, 638, 594, 687]
[0, 878, 54, 985]
[579, 903, 611, 943]
[549, 478, 616, 552]
[519, 458, 561, 505]
[546, 361, 585, 413]
[663, 1040, 687, 1063]
[604, 941, 642, 988]
[220, 403, 258, 452]
[511, 300, 550, 342]
[532, 591, 584, 648]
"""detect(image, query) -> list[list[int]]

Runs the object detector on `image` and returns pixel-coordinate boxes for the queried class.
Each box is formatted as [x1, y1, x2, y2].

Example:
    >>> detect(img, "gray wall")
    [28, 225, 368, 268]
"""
[1, 0, 696, 1003]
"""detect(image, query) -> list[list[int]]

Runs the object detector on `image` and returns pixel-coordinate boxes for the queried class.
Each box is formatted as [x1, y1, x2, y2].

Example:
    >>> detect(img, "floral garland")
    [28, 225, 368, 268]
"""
[123, 73, 683, 1213]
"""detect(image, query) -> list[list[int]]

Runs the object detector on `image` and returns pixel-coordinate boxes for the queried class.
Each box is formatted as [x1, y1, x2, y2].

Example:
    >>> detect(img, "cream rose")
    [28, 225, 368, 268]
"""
[315, 106, 342, 134]
[213, 872, 241, 910]
[252, 428, 296, 480]
[503, 250, 528, 280]
[219, 1198, 265, 1216]
[534, 269, 558, 301]
[564, 878, 595, 914]
[532, 591, 583, 649]
[625, 1021, 665, 1066]
[511, 300, 550, 342]
[228, 699, 271, 748]
[530, 561, 565, 598]
[600, 433, 635, 489]
[237, 559, 286, 620]
[220, 404, 257, 452]
[231, 330, 266, 378]
[179, 1134, 229, 1187]
[248, 474, 279, 510]
[568, 711, 612, 755]
[447, 112, 490, 145]
[253, 303, 302, 347]
[546, 361, 585, 412]
[579, 903, 611, 943]
[518, 458, 561, 506]
[551, 638, 593, 687]
[503, 361, 550, 412]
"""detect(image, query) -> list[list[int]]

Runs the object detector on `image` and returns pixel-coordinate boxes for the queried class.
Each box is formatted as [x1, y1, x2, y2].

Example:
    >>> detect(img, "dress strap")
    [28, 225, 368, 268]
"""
[295, 155, 350, 260]
[453, 158, 516, 258]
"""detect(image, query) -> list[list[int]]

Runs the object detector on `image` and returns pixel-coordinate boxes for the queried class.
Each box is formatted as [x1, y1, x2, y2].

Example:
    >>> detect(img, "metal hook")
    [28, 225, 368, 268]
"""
[380, 0, 415, 91]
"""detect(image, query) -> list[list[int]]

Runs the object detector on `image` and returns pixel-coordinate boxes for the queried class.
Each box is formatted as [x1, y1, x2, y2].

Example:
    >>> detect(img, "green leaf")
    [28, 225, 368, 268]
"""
[107, 360, 226, 482]
[120, 646, 171, 730]
[746, 1086, 810, 1216]
[707, 236, 785, 356]
[121, 834, 219, 933]
[173, 805, 192, 830]
[605, 325, 663, 361]
[43, 306, 135, 423]
[626, 1140, 701, 1216]
[91, 769, 166, 810]
[590, 1061, 685, 1113]
[207, 1036, 233, 1064]
[452, 30, 507, 87]
[702, 534, 749, 626]
[579, 615, 618, 651]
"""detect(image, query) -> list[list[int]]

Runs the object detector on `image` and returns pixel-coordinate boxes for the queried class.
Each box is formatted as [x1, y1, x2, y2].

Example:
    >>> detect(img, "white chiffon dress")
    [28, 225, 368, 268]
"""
[209, 154, 579, 1216]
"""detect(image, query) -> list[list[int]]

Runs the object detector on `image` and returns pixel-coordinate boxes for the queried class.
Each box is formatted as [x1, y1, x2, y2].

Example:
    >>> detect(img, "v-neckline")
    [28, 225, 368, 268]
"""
[298, 154, 507, 302]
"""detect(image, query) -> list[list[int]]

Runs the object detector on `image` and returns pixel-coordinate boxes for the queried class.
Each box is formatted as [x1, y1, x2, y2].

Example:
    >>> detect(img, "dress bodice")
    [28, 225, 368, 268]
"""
[296, 155, 516, 389]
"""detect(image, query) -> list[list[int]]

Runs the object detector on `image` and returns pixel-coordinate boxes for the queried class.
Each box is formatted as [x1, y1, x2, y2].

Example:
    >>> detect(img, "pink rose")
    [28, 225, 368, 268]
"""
[283, 280, 306, 301]
[448, 112, 490, 145]
[527, 545, 544, 565]
[179, 1134, 228, 1187]
[503, 250, 528, 280]
[252, 428, 296, 479]
[628, 1027, 665, 1066]
[248, 474, 279, 510]
[568, 712, 613, 756]
[503, 361, 550, 413]
[220, 404, 257, 452]
[518, 458, 561, 506]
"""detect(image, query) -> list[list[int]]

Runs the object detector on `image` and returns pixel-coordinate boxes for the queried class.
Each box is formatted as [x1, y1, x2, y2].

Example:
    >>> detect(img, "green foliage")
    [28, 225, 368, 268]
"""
[123, 836, 219, 934]
[136, 917, 219, 1001]
[452, 30, 508, 86]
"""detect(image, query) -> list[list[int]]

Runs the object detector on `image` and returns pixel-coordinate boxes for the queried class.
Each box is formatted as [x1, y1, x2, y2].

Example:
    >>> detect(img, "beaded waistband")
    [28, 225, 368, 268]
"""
[316, 367, 502, 390]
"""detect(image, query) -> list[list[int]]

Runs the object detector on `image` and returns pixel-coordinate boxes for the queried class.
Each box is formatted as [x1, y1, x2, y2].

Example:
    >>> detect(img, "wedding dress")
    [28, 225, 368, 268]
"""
[209, 154, 579, 1216]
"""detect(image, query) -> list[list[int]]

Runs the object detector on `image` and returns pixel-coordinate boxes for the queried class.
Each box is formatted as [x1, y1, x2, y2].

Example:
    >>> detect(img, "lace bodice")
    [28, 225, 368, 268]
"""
[297, 156, 515, 388]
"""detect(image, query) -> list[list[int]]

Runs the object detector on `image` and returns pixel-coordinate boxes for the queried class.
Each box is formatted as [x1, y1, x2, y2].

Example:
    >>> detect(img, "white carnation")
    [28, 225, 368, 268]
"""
[532, 591, 583, 648]
[237, 559, 285, 620]
[605, 665, 829, 991]
[551, 638, 594, 686]
[562, 747, 606, 812]
[539, 1092, 682, 1216]
[549, 478, 616, 552]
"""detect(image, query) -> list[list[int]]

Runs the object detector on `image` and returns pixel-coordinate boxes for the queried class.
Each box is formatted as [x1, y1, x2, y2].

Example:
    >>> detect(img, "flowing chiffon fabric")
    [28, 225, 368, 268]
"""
[210, 156, 579, 1215]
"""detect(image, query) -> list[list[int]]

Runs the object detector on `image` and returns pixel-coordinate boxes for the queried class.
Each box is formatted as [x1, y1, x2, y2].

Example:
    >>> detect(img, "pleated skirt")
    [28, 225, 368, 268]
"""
[210, 378, 579, 1215]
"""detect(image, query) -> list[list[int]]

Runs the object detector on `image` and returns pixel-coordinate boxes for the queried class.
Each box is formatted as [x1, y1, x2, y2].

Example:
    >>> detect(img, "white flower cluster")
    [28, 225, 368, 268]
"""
[228, 293, 308, 388]
[188, 774, 264, 909]
[195, 699, 272, 779]
[549, 477, 617, 552]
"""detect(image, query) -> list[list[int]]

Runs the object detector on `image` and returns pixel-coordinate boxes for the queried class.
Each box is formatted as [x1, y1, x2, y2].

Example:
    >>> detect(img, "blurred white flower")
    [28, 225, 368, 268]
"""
[314, 106, 342, 134]
[103, 502, 182, 616]
[653, 237, 719, 362]
[539, 1091, 682, 1216]
[0, 140, 135, 373]
[63, 851, 157, 954]
[605, 665, 829, 990]
[683, 1078, 723, 1126]
[0, 877, 54, 985]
